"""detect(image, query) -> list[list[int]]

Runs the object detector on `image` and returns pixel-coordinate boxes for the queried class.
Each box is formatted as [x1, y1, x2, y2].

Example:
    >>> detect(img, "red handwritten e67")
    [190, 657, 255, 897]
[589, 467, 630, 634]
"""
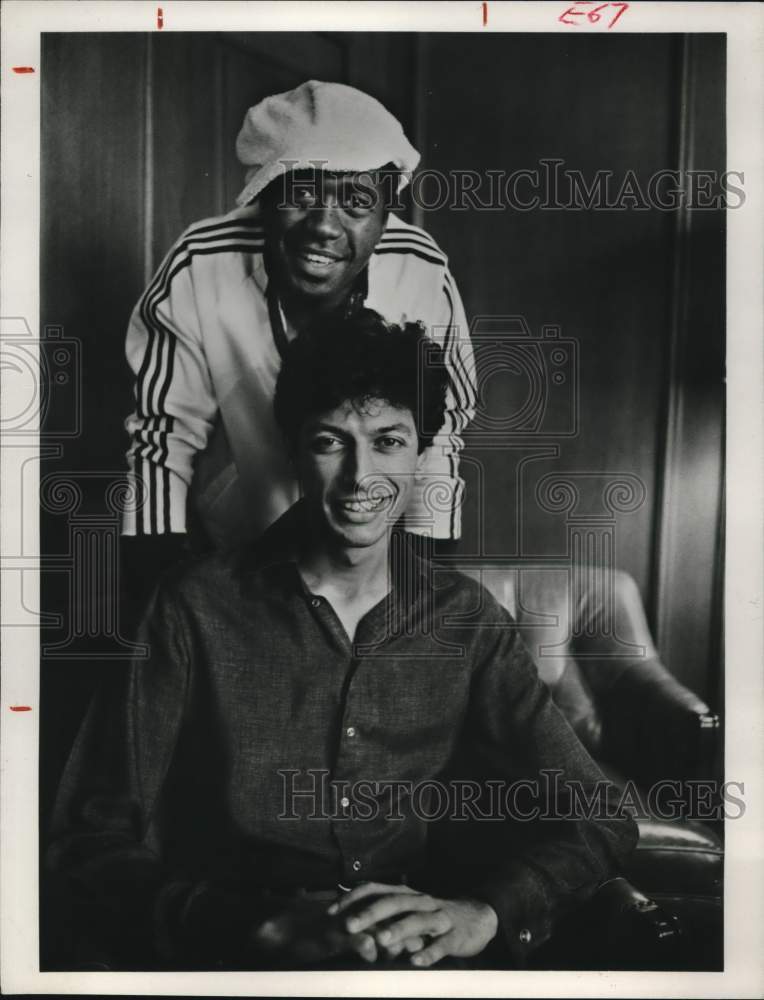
[559, 2, 629, 29]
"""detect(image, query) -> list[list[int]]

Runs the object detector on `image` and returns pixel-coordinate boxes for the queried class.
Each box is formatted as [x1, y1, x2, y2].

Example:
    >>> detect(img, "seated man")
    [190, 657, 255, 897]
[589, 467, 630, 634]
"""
[46, 309, 637, 971]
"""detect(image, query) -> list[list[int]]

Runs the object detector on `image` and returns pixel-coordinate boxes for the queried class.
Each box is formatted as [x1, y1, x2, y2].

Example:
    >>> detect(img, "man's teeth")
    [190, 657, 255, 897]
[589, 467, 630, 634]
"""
[340, 496, 391, 512]
[304, 252, 335, 265]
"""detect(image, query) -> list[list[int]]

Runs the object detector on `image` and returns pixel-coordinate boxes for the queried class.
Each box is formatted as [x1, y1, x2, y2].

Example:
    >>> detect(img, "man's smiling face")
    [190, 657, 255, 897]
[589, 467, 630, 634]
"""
[261, 170, 387, 309]
[297, 397, 424, 552]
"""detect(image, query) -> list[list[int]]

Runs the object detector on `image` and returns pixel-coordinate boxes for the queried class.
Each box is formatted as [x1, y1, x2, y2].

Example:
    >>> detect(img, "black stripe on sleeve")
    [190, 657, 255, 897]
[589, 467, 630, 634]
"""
[443, 273, 477, 419]
[179, 217, 265, 240]
[131, 226, 264, 534]
[382, 226, 448, 258]
[373, 246, 446, 268]
[134, 229, 264, 533]
[442, 281, 472, 417]
[378, 232, 447, 265]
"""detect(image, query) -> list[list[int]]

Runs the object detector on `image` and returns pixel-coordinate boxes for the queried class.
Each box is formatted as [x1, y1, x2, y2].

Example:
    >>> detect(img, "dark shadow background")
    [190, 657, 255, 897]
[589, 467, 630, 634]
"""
[39, 28, 725, 951]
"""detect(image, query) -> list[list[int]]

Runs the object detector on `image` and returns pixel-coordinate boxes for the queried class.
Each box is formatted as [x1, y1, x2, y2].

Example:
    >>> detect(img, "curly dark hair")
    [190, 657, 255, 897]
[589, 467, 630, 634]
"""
[274, 308, 448, 453]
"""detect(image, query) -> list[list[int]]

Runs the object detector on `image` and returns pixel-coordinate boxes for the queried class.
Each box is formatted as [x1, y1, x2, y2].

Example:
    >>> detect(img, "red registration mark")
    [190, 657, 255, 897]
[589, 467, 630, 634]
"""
[559, 1, 629, 29]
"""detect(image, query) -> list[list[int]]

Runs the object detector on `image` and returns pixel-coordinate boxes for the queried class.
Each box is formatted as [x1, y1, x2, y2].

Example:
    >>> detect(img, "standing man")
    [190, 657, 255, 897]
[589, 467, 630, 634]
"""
[121, 81, 476, 596]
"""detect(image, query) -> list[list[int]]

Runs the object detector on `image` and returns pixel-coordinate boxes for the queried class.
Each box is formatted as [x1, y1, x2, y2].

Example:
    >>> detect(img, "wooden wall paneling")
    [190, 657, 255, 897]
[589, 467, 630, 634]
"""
[411, 34, 429, 230]
[40, 31, 148, 838]
[224, 32, 346, 82]
[41, 32, 147, 471]
[420, 34, 676, 603]
[651, 35, 725, 703]
[150, 34, 222, 262]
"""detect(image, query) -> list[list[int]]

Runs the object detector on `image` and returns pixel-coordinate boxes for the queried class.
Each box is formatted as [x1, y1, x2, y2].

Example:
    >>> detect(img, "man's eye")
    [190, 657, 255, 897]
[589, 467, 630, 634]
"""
[345, 192, 375, 212]
[311, 435, 343, 453]
[292, 187, 317, 207]
[377, 437, 404, 450]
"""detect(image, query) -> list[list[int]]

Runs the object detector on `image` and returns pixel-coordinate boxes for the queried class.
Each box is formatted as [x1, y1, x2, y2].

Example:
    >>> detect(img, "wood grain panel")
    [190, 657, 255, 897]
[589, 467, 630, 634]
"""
[151, 34, 221, 262]
[223, 31, 345, 81]
[651, 35, 725, 702]
[41, 33, 146, 468]
[421, 34, 676, 600]
[40, 31, 148, 845]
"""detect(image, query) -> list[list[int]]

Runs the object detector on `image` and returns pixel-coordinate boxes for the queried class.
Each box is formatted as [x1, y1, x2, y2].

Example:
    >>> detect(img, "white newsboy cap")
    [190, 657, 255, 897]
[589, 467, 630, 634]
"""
[234, 80, 421, 207]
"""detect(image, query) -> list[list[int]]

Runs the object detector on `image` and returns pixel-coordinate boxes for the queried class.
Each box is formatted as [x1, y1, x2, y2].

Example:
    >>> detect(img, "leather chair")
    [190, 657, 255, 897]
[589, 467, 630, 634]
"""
[454, 563, 723, 970]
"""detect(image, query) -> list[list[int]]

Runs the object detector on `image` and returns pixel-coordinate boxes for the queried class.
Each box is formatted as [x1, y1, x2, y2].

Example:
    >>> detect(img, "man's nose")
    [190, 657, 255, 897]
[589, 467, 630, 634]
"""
[344, 443, 377, 490]
[305, 205, 343, 240]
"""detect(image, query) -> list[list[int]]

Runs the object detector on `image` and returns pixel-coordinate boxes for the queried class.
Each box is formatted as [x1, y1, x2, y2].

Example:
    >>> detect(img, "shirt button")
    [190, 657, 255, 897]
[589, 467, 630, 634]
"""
[518, 928, 532, 945]
[310, 597, 321, 608]
[340, 796, 350, 809]
[346, 726, 357, 738]
[352, 859, 362, 872]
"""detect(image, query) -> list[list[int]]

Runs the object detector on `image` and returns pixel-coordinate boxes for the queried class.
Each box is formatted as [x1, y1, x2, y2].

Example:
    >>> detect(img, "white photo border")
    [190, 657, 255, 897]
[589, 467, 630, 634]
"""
[1, 1, 762, 996]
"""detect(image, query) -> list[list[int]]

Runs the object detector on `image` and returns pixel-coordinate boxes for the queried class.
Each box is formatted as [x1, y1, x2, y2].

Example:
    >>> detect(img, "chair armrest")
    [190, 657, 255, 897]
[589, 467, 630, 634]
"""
[592, 877, 684, 969]
[598, 656, 720, 786]
[529, 877, 683, 970]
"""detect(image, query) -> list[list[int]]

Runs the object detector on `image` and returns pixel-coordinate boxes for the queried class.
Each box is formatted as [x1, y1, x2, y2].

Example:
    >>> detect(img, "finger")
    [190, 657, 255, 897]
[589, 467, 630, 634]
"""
[381, 933, 426, 960]
[349, 932, 378, 964]
[380, 939, 405, 959]
[320, 921, 377, 962]
[410, 933, 454, 968]
[328, 882, 415, 915]
[375, 910, 452, 947]
[346, 894, 437, 934]
[403, 935, 426, 953]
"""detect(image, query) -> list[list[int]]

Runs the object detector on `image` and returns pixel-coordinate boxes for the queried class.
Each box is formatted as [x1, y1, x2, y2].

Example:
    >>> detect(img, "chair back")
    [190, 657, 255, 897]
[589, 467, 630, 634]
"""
[454, 564, 658, 757]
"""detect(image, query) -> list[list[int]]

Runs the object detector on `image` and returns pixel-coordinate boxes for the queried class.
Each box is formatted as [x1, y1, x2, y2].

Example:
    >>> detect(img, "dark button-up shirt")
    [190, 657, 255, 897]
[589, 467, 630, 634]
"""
[47, 505, 637, 969]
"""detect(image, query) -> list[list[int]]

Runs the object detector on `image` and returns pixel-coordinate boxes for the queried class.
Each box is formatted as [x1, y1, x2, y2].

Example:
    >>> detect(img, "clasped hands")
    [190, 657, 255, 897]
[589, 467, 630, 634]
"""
[251, 881, 498, 967]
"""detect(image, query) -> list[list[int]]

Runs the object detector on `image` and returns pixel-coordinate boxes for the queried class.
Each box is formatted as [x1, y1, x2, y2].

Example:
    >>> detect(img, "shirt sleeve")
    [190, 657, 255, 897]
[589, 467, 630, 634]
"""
[123, 236, 218, 537]
[405, 268, 476, 540]
[458, 599, 639, 967]
[44, 582, 275, 968]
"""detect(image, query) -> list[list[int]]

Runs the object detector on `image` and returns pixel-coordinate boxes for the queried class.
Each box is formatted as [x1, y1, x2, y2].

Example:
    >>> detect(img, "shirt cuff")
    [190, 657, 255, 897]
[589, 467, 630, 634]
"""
[469, 861, 555, 968]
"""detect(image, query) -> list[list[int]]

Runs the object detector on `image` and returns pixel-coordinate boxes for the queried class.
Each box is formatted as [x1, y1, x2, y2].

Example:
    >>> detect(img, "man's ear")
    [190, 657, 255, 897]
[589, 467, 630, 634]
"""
[415, 445, 429, 474]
